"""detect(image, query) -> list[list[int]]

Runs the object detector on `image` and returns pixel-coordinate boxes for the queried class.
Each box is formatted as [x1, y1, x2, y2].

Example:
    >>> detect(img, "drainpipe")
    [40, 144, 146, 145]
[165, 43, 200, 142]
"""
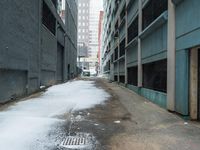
[138, 0, 142, 87]
[167, 0, 176, 111]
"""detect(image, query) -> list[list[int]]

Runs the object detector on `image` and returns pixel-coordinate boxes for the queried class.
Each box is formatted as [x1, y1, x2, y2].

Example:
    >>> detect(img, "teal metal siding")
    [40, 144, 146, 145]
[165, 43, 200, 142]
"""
[127, 43, 138, 67]
[176, 0, 200, 51]
[175, 49, 189, 115]
[140, 88, 167, 108]
[141, 23, 167, 64]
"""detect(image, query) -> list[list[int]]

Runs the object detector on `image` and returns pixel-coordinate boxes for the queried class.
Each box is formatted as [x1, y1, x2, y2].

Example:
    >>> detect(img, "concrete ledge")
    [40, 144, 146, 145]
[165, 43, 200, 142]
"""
[139, 11, 168, 39]
[127, 84, 139, 93]
[140, 88, 167, 108]
[126, 37, 138, 50]
[172, 0, 184, 5]
[126, 85, 167, 108]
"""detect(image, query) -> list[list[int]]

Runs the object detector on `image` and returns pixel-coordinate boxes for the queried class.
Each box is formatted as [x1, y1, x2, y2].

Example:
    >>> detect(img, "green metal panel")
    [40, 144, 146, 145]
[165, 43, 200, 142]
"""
[140, 88, 167, 108]
[127, 84, 140, 93]
[141, 23, 167, 64]
[175, 49, 189, 116]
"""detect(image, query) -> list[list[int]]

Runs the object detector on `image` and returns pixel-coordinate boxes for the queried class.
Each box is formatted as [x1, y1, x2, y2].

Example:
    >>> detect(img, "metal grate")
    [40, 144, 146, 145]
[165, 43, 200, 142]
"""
[60, 136, 89, 149]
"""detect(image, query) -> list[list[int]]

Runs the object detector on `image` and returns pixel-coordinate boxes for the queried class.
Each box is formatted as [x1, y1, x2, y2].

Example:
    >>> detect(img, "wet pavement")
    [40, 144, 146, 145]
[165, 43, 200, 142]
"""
[52, 78, 200, 150]
[1, 78, 200, 150]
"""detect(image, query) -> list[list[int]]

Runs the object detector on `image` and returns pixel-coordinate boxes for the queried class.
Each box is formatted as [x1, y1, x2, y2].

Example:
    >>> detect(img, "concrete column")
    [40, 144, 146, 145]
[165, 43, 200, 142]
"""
[167, 0, 176, 111]
[137, 0, 142, 87]
[190, 48, 198, 120]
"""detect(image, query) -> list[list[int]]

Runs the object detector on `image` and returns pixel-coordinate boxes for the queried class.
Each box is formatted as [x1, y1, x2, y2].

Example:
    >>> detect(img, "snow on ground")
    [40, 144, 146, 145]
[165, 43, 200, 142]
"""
[0, 80, 110, 150]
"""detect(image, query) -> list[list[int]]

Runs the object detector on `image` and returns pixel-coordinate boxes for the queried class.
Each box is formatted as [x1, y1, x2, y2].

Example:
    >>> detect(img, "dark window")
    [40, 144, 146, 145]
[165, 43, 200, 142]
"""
[128, 66, 138, 86]
[119, 75, 125, 83]
[142, 0, 167, 30]
[42, 1, 56, 35]
[143, 59, 167, 93]
[114, 47, 118, 60]
[111, 54, 114, 63]
[120, 6, 126, 21]
[119, 39, 125, 57]
[115, 21, 118, 31]
[114, 75, 118, 82]
[104, 61, 110, 72]
[128, 16, 138, 43]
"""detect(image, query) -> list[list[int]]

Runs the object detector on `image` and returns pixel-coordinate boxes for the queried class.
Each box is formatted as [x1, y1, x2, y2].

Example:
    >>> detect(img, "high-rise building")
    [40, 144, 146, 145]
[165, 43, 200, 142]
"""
[77, 0, 90, 69]
[87, 0, 103, 71]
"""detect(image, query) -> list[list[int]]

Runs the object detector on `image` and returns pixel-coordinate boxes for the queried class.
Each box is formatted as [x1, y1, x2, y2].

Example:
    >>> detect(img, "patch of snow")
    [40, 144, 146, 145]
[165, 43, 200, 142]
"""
[0, 80, 110, 150]
[40, 86, 46, 89]
[114, 120, 121, 124]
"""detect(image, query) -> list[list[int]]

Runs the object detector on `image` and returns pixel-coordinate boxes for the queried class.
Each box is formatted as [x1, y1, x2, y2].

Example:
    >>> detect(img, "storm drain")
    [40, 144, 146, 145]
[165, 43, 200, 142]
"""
[60, 134, 93, 149]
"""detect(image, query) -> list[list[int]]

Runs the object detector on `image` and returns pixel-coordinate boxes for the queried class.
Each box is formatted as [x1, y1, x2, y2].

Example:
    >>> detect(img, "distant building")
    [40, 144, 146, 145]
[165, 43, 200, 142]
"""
[0, 0, 78, 103]
[77, 0, 90, 69]
[87, 0, 103, 71]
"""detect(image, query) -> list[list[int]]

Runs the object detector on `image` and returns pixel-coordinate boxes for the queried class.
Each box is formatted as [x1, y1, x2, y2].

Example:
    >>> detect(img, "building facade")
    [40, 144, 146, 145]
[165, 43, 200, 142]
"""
[77, 0, 90, 69]
[102, 0, 200, 120]
[0, 0, 78, 103]
[87, 0, 103, 71]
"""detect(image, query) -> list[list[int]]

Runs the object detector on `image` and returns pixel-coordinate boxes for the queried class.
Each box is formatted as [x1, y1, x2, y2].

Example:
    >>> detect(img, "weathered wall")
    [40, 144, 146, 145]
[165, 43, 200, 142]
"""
[175, 0, 200, 116]
[41, 26, 57, 86]
[0, 0, 78, 102]
[126, 43, 138, 67]
[0, 0, 40, 101]
[0, 70, 27, 102]
[176, 0, 200, 51]
[141, 23, 167, 64]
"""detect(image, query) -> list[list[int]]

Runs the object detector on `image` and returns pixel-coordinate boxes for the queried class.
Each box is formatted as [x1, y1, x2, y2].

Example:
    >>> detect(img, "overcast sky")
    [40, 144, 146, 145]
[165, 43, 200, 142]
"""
[90, 0, 103, 11]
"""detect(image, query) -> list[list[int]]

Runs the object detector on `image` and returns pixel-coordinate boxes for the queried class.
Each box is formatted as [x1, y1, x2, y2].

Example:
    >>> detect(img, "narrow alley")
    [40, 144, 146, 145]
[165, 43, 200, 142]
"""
[0, 78, 200, 150]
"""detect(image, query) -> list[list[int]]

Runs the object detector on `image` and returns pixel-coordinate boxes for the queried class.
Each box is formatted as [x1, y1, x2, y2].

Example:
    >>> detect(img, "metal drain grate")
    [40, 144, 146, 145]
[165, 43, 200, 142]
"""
[60, 136, 89, 149]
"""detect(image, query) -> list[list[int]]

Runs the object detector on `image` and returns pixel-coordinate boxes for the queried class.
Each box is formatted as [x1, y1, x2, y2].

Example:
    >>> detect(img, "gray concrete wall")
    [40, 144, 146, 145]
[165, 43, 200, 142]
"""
[0, 0, 78, 102]
[41, 26, 57, 86]
[0, 69, 27, 102]
[0, 0, 40, 102]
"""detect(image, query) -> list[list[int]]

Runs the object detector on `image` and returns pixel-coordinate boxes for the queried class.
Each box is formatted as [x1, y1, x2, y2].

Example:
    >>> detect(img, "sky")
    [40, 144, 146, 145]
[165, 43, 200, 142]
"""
[90, 0, 103, 11]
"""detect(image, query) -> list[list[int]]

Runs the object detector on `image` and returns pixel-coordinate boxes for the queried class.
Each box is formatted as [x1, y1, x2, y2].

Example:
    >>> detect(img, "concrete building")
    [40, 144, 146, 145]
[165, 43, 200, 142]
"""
[102, 0, 200, 120]
[77, 0, 90, 69]
[0, 0, 78, 103]
[87, 0, 103, 72]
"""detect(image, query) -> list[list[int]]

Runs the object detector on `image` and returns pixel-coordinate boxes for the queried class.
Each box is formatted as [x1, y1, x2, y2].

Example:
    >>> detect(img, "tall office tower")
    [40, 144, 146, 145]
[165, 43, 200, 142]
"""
[77, 0, 90, 69]
[88, 0, 103, 71]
